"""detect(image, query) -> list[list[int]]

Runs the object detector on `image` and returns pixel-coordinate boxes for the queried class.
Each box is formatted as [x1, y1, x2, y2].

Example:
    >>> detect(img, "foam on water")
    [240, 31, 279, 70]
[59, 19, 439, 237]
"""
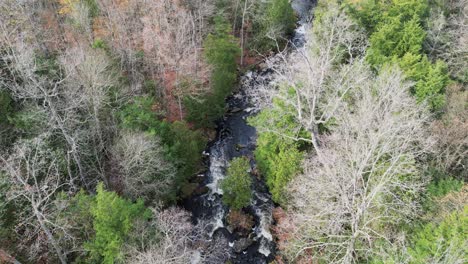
[206, 147, 227, 195]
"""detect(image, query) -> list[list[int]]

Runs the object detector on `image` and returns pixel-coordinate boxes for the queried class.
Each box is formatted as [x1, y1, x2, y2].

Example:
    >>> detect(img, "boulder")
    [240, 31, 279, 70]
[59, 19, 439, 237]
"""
[233, 237, 254, 253]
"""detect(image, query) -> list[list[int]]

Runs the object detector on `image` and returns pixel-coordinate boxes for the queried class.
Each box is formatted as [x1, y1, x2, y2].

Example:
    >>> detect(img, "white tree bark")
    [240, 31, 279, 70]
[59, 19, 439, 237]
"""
[286, 65, 432, 263]
[1, 135, 71, 263]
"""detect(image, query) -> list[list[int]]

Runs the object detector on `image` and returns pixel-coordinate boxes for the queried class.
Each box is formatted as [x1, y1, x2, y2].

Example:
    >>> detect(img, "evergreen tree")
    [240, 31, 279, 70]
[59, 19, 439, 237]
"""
[85, 183, 150, 264]
[185, 16, 240, 127]
[248, 99, 305, 204]
[409, 207, 467, 263]
[254, 0, 296, 52]
[119, 97, 206, 200]
[221, 157, 252, 209]
[356, 0, 450, 111]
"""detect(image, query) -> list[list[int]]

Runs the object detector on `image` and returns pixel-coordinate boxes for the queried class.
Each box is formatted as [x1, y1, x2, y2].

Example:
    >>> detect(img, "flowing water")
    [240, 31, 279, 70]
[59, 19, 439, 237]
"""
[184, 1, 314, 263]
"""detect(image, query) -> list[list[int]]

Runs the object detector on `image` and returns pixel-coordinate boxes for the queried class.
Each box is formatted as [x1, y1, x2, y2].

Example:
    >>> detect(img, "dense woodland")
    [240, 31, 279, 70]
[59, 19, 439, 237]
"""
[0, 0, 466, 263]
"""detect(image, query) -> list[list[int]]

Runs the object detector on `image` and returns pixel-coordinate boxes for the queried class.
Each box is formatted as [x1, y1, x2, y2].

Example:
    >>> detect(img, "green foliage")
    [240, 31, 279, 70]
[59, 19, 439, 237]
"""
[51, 190, 95, 263]
[85, 183, 150, 264]
[313, 0, 367, 64]
[135, 50, 145, 59]
[397, 54, 449, 110]
[143, 79, 157, 95]
[0, 91, 14, 146]
[119, 97, 206, 200]
[366, 16, 426, 66]
[84, 0, 99, 17]
[413, 60, 449, 110]
[0, 173, 15, 244]
[347, 0, 428, 32]
[0, 90, 12, 125]
[248, 99, 305, 204]
[408, 207, 467, 263]
[345, 0, 385, 32]
[425, 168, 463, 198]
[221, 157, 252, 209]
[204, 17, 240, 72]
[351, 0, 450, 111]
[256, 135, 302, 204]
[119, 96, 167, 132]
[92, 39, 106, 49]
[253, 0, 296, 52]
[387, 0, 428, 21]
[427, 177, 463, 197]
[370, 206, 467, 263]
[0, 174, 8, 226]
[63, 189, 94, 233]
[185, 16, 240, 127]
[267, 0, 296, 35]
[165, 121, 206, 194]
[215, 0, 295, 52]
[34, 54, 61, 79]
[9, 106, 48, 138]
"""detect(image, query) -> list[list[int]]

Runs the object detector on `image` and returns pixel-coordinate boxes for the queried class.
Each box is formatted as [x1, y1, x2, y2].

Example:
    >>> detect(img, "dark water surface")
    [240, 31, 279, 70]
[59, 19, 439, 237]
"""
[184, 2, 314, 263]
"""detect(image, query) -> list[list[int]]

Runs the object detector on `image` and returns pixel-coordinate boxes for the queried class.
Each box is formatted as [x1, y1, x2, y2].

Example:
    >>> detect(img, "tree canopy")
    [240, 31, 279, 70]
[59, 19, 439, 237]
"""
[221, 157, 253, 210]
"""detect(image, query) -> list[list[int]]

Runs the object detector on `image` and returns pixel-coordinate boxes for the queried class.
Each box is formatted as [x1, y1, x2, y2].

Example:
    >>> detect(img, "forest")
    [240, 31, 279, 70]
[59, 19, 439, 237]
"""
[0, 0, 466, 263]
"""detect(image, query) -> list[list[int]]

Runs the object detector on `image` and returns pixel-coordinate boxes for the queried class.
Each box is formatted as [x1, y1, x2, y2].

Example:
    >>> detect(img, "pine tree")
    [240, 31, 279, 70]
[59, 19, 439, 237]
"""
[85, 183, 150, 264]
[221, 157, 252, 209]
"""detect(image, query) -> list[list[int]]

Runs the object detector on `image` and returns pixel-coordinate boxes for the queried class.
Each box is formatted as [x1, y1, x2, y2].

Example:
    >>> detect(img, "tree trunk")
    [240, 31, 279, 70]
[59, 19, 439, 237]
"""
[34, 207, 67, 264]
[240, 0, 248, 66]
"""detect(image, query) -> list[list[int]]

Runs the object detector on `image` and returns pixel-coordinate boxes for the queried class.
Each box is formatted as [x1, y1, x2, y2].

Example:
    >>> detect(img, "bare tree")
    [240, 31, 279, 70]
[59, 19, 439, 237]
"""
[285, 66, 432, 263]
[59, 0, 93, 36]
[0, 135, 71, 264]
[425, 0, 468, 81]
[239, 0, 256, 65]
[431, 84, 468, 177]
[251, 1, 367, 158]
[127, 208, 197, 264]
[0, 0, 78, 54]
[183, 0, 216, 72]
[126, 207, 230, 264]
[1, 36, 93, 190]
[1, 19, 120, 188]
[60, 46, 117, 182]
[111, 131, 176, 201]
[97, 0, 213, 93]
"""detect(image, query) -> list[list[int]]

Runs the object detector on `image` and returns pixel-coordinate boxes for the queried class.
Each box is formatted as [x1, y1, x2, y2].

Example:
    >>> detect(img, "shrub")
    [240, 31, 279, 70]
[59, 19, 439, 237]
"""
[92, 39, 107, 49]
[84, 0, 99, 17]
[425, 168, 464, 198]
[408, 207, 467, 263]
[427, 178, 464, 198]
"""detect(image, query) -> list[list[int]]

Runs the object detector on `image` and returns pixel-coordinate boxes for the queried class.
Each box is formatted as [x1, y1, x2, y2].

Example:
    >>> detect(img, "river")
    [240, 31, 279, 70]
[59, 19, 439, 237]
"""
[184, 1, 314, 263]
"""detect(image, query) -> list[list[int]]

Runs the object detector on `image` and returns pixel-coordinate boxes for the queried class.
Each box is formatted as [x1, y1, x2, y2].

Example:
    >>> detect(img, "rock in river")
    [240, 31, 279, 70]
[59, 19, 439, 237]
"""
[233, 237, 254, 253]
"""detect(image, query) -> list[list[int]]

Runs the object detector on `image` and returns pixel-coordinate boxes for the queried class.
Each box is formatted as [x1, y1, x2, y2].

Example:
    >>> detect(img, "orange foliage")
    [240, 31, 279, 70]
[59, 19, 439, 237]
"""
[163, 70, 184, 122]
[39, 9, 64, 51]
[57, 0, 79, 15]
[271, 207, 316, 263]
[227, 210, 254, 233]
[92, 17, 109, 40]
